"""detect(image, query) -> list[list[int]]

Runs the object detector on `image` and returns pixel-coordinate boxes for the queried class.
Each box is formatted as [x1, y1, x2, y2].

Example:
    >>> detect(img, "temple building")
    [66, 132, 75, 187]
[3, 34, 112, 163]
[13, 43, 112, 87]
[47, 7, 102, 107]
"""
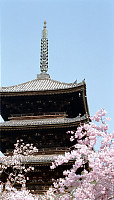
[0, 21, 90, 193]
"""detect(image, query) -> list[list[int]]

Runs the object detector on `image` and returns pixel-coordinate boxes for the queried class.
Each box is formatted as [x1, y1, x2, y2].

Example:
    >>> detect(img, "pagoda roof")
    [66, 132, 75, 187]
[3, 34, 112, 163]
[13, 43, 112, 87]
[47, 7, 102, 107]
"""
[0, 77, 85, 93]
[25, 154, 74, 164]
[0, 154, 56, 164]
[0, 154, 72, 164]
[0, 114, 87, 128]
[23, 154, 58, 163]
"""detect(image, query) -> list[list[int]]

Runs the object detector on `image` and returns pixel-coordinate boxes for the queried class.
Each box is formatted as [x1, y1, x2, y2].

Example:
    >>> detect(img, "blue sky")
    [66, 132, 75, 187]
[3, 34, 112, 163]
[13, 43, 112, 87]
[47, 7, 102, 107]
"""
[0, 0, 114, 150]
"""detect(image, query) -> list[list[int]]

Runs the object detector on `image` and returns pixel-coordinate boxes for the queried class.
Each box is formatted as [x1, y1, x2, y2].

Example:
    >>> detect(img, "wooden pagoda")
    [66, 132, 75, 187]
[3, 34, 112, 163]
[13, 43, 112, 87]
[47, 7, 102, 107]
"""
[0, 21, 90, 193]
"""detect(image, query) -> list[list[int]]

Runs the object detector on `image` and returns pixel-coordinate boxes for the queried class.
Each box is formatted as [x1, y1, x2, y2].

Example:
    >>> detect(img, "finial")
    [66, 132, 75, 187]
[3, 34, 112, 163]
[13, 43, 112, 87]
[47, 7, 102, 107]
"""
[40, 21, 48, 74]
[44, 20, 46, 28]
[42, 20, 48, 38]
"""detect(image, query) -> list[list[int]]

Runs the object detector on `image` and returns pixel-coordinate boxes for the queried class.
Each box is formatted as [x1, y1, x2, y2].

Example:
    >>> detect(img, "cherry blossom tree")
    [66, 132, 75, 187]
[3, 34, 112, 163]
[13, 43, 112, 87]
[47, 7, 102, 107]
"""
[50, 109, 114, 200]
[0, 139, 38, 199]
[1, 187, 38, 200]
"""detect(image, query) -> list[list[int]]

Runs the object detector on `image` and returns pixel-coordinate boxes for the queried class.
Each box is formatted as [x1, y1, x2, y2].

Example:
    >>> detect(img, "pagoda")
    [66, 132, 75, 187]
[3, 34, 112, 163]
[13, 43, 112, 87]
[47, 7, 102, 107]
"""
[0, 21, 90, 193]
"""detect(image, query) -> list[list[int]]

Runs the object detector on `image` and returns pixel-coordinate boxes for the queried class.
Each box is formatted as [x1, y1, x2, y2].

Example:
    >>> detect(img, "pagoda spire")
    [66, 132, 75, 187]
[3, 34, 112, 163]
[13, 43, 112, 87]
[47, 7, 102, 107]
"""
[40, 21, 48, 74]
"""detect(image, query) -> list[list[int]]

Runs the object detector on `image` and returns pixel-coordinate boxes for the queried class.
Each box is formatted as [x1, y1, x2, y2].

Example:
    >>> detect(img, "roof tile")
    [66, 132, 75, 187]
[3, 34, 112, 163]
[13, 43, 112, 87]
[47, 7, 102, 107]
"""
[0, 78, 84, 92]
[0, 115, 87, 127]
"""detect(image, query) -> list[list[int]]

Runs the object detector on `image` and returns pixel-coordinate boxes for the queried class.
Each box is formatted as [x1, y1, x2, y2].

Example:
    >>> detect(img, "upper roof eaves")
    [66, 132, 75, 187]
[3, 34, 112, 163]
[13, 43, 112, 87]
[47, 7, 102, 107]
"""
[0, 78, 85, 93]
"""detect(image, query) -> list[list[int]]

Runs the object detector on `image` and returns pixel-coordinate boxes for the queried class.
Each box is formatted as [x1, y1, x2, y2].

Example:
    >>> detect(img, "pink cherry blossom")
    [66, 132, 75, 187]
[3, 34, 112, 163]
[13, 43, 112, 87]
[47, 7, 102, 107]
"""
[0, 139, 38, 194]
[50, 109, 114, 200]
